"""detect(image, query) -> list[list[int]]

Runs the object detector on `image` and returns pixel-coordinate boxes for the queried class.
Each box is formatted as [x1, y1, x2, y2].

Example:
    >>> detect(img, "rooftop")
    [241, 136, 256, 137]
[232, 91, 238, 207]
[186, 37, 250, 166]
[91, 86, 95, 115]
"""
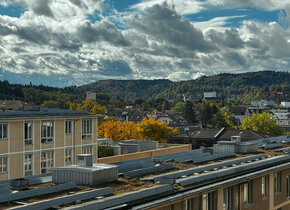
[1, 135, 290, 209]
[0, 108, 102, 119]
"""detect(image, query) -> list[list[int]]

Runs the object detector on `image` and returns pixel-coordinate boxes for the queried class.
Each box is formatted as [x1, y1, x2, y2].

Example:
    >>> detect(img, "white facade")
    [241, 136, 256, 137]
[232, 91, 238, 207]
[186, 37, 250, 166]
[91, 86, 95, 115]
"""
[204, 92, 216, 98]
[157, 116, 175, 124]
[271, 109, 290, 126]
[251, 100, 275, 107]
[86, 91, 96, 100]
[281, 102, 290, 108]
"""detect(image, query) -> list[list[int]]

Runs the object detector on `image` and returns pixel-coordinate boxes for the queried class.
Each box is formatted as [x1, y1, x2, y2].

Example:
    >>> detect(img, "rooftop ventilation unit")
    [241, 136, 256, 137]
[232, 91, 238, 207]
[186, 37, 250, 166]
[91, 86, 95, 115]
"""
[77, 154, 93, 166]
[52, 155, 118, 186]
[231, 136, 241, 142]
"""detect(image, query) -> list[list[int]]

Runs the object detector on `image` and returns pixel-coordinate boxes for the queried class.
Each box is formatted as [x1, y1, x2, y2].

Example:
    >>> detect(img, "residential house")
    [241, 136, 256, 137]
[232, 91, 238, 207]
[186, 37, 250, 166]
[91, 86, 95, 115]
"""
[271, 109, 290, 126]
[251, 100, 275, 107]
[0, 100, 39, 111]
[230, 106, 247, 125]
[245, 107, 268, 118]
[106, 108, 146, 123]
[169, 128, 269, 149]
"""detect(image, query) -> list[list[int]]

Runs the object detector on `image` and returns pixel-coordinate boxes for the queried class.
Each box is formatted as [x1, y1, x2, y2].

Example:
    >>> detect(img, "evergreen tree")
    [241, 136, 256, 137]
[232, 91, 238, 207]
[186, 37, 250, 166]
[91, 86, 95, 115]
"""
[184, 101, 196, 123]
[213, 111, 227, 128]
[201, 103, 213, 124]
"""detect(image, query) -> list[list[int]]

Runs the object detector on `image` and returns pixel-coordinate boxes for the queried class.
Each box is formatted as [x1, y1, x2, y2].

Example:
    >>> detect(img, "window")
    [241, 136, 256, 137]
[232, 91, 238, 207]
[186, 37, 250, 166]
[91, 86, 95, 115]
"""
[24, 121, 33, 145]
[243, 181, 253, 205]
[0, 123, 8, 140]
[82, 146, 93, 155]
[184, 199, 192, 210]
[202, 192, 217, 210]
[41, 121, 54, 143]
[262, 175, 269, 198]
[65, 120, 72, 135]
[24, 154, 33, 176]
[41, 151, 54, 173]
[82, 119, 92, 139]
[274, 171, 282, 193]
[287, 176, 290, 198]
[65, 148, 73, 164]
[0, 156, 8, 173]
[223, 187, 233, 210]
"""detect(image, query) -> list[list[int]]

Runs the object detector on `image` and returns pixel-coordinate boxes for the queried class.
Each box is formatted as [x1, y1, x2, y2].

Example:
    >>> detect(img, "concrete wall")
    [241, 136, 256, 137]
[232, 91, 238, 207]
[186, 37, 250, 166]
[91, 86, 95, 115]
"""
[120, 143, 140, 154]
[139, 141, 158, 151]
[98, 144, 192, 164]
[213, 144, 235, 153]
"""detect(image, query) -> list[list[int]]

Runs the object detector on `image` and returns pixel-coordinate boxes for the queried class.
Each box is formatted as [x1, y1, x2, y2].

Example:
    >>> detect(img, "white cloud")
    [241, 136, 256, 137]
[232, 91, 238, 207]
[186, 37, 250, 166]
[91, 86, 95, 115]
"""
[193, 16, 245, 31]
[0, 1, 290, 86]
[130, 0, 205, 15]
[206, 0, 290, 11]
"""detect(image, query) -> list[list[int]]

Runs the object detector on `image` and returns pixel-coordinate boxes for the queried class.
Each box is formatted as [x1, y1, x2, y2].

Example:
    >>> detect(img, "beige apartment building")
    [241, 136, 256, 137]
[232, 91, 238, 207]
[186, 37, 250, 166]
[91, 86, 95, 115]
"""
[0, 109, 100, 181]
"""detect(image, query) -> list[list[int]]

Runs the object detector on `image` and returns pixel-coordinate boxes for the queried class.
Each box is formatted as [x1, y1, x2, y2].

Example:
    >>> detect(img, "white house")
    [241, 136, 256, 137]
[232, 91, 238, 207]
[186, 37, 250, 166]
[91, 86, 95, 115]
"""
[271, 109, 290, 126]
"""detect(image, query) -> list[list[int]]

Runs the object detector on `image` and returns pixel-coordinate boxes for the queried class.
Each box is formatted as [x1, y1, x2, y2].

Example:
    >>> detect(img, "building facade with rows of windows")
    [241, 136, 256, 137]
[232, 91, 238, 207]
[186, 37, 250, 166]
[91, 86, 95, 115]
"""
[137, 159, 290, 210]
[0, 109, 100, 181]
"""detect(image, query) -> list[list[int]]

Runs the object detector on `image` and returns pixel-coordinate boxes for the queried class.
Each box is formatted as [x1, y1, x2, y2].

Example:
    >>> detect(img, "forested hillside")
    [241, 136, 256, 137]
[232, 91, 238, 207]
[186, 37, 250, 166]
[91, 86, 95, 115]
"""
[0, 71, 289, 105]
[80, 71, 290, 102]
[78, 79, 174, 101]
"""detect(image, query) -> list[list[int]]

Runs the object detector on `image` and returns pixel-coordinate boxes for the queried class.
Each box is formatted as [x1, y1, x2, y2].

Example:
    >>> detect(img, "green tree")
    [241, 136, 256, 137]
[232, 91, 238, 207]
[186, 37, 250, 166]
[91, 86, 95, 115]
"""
[142, 101, 150, 111]
[240, 112, 285, 135]
[184, 101, 196, 123]
[200, 103, 213, 124]
[213, 111, 227, 128]
[172, 102, 186, 113]
[98, 146, 114, 158]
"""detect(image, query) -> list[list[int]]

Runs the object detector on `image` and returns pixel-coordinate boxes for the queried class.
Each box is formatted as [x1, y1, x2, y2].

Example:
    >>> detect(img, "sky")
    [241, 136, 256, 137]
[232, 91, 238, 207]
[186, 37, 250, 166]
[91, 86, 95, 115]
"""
[0, 0, 290, 87]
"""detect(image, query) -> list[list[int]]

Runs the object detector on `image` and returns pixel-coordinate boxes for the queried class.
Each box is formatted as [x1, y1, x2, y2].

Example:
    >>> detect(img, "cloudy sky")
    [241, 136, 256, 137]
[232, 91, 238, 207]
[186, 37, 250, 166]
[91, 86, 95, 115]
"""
[0, 0, 290, 87]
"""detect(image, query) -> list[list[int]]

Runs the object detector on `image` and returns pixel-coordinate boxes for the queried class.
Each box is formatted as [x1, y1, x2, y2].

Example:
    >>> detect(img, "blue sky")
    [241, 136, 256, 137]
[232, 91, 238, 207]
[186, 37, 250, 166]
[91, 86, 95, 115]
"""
[0, 0, 289, 87]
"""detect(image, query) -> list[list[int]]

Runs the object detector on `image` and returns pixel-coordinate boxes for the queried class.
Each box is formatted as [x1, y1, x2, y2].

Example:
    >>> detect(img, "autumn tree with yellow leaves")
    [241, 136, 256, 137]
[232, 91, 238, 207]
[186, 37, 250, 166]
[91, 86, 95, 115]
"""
[98, 120, 142, 142]
[66, 99, 106, 114]
[138, 118, 179, 145]
[240, 112, 285, 136]
[98, 118, 179, 144]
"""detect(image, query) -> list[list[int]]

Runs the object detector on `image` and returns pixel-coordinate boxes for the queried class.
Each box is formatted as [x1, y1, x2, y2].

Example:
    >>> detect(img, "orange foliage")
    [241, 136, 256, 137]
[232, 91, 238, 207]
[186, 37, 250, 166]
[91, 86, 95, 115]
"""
[98, 118, 179, 144]
[98, 120, 142, 142]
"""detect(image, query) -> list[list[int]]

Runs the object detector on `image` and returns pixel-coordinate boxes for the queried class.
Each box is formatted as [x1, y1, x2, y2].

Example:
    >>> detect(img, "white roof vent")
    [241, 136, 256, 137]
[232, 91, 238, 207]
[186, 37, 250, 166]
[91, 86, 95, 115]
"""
[77, 154, 93, 166]
[231, 136, 241, 142]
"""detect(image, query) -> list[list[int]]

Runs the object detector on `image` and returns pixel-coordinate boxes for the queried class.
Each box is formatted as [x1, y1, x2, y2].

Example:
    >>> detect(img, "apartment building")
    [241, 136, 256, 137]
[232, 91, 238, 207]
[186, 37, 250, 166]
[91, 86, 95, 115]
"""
[1, 139, 290, 209]
[0, 109, 100, 181]
[141, 166, 290, 210]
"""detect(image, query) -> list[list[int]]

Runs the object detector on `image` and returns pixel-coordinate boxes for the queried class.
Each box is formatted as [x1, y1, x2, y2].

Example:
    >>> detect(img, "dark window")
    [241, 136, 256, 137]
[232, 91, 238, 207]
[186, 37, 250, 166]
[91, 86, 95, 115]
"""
[41, 121, 54, 143]
[244, 180, 253, 205]
[65, 120, 72, 134]
[0, 156, 8, 173]
[82, 119, 92, 139]
[223, 187, 233, 210]
[274, 171, 281, 193]
[262, 175, 269, 198]
[0, 123, 8, 140]
[24, 121, 33, 145]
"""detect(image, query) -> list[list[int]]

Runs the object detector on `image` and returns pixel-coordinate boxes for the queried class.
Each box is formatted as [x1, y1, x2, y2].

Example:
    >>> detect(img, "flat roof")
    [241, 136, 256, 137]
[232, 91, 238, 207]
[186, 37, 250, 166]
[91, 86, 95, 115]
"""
[52, 163, 118, 172]
[0, 109, 103, 119]
[3, 140, 290, 209]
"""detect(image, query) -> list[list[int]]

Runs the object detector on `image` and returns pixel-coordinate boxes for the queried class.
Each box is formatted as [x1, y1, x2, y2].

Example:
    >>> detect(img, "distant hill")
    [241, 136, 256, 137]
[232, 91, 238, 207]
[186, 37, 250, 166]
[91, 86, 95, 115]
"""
[0, 71, 289, 104]
[79, 71, 290, 101]
[78, 79, 174, 101]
